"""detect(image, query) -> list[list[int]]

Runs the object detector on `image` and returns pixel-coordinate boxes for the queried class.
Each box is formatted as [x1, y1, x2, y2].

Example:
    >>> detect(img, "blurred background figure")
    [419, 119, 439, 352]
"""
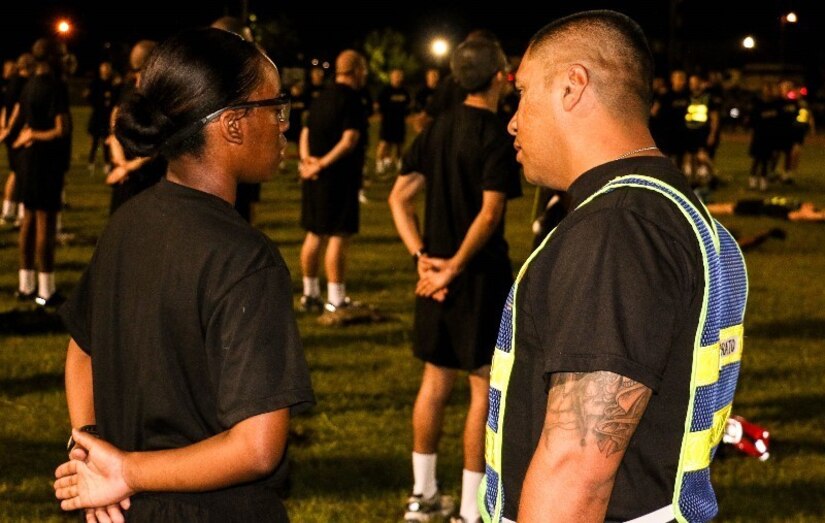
[84, 60, 119, 175]
[748, 81, 780, 191]
[375, 68, 410, 175]
[105, 39, 166, 214]
[777, 80, 815, 185]
[298, 50, 369, 313]
[0, 53, 35, 226]
[286, 80, 307, 146]
[683, 72, 720, 184]
[13, 37, 71, 306]
[306, 65, 326, 108]
[412, 67, 440, 132]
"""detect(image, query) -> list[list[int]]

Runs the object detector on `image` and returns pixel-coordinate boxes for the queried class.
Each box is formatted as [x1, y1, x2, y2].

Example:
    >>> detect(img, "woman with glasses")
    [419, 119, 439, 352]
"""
[54, 28, 312, 523]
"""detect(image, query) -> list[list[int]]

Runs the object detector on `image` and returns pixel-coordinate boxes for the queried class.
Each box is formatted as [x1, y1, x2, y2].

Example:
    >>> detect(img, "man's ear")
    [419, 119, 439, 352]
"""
[562, 64, 588, 111]
[218, 109, 244, 145]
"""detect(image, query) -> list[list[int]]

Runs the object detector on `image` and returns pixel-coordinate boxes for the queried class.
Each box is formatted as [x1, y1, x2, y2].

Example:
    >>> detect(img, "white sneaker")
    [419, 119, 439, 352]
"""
[359, 189, 369, 204]
[404, 491, 456, 522]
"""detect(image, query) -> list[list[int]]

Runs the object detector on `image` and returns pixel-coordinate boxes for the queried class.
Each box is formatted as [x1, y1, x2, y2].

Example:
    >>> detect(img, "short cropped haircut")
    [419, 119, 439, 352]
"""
[528, 10, 654, 122]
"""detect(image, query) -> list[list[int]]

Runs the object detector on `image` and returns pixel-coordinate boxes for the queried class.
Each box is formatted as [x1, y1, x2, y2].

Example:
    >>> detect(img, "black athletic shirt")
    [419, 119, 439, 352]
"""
[400, 104, 521, 268]
[500, 157, 707, 521]
[307, 83, 366, 180]
[61, 179, 314, 519]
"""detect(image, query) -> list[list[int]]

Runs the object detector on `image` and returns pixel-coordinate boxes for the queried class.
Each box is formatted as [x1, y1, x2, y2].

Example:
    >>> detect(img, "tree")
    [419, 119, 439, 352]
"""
[363, 28, 419, 85]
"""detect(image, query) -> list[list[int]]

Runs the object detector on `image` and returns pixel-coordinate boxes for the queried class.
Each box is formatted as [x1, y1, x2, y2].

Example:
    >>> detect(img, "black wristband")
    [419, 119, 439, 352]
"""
[66, 424, 99, 453]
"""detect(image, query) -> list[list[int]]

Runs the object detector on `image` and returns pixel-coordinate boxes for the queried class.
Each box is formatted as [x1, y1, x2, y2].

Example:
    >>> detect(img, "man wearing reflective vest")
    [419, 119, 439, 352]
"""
[481, 10, 748, 523]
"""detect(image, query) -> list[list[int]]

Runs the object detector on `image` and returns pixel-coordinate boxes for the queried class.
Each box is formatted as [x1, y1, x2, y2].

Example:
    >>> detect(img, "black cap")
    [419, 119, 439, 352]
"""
[450, 39, 507, 93]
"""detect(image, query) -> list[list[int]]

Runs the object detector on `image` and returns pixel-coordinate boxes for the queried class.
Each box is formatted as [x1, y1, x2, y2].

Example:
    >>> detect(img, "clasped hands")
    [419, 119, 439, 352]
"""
[416, 255, 459, 303]
[299, 156, 322, 180]
[54, 429, 133, 523]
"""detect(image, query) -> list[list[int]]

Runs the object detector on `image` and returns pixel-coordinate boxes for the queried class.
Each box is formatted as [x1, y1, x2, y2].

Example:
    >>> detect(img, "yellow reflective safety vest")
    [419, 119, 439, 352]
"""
[480, 175, 748, 523]
[685, 94, 710, 129]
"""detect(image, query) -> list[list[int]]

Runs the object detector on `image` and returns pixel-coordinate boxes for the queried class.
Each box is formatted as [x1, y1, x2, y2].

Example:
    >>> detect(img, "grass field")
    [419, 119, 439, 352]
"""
[1, 107, 824, 522]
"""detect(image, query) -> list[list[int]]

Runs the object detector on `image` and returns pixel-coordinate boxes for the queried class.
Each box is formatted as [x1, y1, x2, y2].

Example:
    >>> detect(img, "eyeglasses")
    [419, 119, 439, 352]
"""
[199, 93, 291, 131]
[162, 93, 290, 152]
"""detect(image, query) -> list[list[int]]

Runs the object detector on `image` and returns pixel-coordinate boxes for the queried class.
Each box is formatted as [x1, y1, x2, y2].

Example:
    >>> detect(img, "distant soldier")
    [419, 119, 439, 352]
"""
[683, 73, 720, 182]
[376, 68, 411, 174]
[776, 80, 814, 184]
[651, 70, 689, 165]
[298, 50, 369, 313]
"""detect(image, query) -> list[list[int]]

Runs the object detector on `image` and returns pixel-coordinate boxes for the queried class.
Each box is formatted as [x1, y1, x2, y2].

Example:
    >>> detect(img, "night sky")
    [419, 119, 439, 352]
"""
[4, 1, 824, 85]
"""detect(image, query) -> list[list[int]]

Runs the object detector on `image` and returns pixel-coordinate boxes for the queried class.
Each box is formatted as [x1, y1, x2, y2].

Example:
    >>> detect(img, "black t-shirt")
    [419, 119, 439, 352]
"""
[414, 85, 435, 113]
[61, 179, 314, 517]
[307, 83, 367, 177]
[3, 75, 28, 138]
[19, 72, 68, 132]
[377, 85, 410, 123]
[401, 104, 521, 268]
[660, 89, 690, 131]
[500, 157, 707, 521]
[425, 75, 467, 118]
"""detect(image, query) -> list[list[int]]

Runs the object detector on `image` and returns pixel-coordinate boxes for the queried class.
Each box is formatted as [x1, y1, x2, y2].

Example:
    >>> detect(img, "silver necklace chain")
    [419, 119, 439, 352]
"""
[614, 145, 660, 161]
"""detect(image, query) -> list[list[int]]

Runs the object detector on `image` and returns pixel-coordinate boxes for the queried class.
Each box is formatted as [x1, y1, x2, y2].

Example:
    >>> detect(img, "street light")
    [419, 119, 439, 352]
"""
[783, 12, 798, 24]
[431, 38, 449, 61]
[742, 36, 756, 50]
[56, 19, 72, 35]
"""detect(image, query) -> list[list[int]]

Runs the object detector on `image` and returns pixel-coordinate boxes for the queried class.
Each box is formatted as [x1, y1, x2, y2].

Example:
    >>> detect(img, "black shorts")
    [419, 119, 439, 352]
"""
[685, 128, 710, 153]
[413, 263, 513, 371]
[380, 118, 406, 144]
[17, 143, 65, 212]
[300, 169, 359, 235]
[117, 485, 289, 523]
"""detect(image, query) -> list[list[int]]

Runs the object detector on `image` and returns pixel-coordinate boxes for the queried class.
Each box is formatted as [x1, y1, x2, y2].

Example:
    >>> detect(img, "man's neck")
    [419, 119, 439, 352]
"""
[335, 76, 357, 89]
[464, 89, 499, 112]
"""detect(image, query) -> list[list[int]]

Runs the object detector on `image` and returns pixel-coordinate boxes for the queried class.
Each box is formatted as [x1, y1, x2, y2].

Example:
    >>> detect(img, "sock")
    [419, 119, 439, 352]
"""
[302, 277, 320, 298]
[17, 203, 24, 219]
[2, 200, 12, 217]
[19, 269, 36, 294]
[38, 272, 56, 300]
[327, 282, 346, 306]
[412, 452, 438, 498]
[460, 469, 484, 522]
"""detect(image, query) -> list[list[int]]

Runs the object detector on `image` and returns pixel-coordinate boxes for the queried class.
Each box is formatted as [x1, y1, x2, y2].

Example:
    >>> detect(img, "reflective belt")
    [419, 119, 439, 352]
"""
[502, 504, 674, 523]
[625, 504, 676, 523]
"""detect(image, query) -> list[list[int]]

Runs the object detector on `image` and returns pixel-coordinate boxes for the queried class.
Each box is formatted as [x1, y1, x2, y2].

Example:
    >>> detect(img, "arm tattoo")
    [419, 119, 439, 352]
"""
[544, 371, 652, 457]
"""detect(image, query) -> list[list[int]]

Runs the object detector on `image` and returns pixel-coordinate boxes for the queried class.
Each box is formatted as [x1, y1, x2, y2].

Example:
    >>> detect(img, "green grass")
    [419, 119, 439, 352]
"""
[1, 108, 824, 521]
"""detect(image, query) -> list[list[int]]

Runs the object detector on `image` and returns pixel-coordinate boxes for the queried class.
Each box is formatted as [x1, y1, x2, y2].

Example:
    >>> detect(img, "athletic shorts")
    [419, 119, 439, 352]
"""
[300, 168, 360, 235]
[413, 262, 512, 371]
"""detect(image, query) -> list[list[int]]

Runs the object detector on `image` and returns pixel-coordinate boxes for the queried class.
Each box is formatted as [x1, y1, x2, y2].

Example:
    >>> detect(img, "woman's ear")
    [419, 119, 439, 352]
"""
[218, 109, 244, 145]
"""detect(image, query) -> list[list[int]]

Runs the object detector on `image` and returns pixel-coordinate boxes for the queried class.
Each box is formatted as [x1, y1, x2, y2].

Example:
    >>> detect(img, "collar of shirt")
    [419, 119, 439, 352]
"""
[565, 156, 675, 210]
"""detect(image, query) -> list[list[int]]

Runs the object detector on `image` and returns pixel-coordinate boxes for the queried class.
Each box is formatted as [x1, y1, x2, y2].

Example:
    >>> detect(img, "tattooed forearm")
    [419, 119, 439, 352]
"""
[544, 371, 652, 457]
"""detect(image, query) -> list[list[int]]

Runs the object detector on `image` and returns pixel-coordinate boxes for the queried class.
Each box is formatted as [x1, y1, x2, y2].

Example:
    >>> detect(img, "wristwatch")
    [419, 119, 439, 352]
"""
[66, 424, 99, 453]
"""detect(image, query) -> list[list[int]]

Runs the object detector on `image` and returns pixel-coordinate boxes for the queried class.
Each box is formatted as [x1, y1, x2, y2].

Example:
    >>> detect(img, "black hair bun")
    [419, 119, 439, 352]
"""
[115, 91, 176, 157]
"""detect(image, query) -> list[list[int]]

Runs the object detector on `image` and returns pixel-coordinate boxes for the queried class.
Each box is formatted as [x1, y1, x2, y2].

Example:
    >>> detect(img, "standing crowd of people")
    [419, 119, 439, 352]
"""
[5, 8, 807, 523]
